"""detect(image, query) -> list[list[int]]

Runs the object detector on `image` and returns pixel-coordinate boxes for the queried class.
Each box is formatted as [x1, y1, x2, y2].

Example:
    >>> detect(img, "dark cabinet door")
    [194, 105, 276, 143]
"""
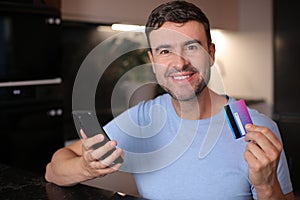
[274, 0, 300, 115]
[274, 0, 300, 195]
[0, 101, 64, 174]
[277, 120, 300, 193]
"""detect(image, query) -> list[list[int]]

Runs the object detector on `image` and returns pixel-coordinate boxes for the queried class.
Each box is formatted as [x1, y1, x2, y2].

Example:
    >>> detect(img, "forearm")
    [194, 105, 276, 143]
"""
[45, 148, 92, 186]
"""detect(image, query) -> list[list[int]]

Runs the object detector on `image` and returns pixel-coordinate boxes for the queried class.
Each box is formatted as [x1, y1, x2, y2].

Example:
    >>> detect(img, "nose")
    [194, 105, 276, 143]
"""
[170, 52, 190, 70]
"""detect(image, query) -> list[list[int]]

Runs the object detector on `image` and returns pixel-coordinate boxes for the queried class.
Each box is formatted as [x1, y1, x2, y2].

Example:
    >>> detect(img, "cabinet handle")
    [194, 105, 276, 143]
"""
[0, 78, 62, 87]
[47, 109, 63, 117]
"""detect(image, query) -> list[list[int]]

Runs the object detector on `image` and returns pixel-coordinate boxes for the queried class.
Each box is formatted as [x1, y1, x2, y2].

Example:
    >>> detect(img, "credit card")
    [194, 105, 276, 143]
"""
[223, 99, 253, 139]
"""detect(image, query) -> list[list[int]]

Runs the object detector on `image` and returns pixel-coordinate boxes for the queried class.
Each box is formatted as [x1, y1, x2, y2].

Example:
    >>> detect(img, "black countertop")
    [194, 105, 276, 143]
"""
[0, 163, 145, 200]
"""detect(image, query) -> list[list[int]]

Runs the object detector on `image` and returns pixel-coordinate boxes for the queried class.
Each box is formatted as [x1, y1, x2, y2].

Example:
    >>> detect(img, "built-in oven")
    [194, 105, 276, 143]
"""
[0, 83, 65, 174]
[0, 3, 64, 174]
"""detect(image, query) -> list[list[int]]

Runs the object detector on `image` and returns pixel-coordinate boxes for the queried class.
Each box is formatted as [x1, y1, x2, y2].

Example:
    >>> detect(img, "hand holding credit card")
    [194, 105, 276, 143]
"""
[224, 99, 253, 139]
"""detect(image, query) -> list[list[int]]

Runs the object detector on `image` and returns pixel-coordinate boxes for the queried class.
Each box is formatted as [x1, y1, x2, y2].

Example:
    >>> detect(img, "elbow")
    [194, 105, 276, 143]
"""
[44, 163, 54, 183]
[44, 162, 78, 187]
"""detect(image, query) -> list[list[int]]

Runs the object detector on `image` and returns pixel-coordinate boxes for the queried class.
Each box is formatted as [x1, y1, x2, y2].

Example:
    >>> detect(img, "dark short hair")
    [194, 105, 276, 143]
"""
[145, 0, 212, 49]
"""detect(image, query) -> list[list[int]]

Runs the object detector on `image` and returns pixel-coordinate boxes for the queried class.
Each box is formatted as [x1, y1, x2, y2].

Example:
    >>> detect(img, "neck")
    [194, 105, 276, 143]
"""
[171, 87, 228, 120]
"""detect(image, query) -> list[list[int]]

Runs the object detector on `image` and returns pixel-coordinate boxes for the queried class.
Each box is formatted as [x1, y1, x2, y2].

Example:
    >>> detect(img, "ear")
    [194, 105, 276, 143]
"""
[208, 43, 216, 67]
[148, 50, 156, 74]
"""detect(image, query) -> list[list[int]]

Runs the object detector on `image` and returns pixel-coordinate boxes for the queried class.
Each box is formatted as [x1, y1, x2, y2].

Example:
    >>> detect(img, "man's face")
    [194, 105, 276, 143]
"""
[148, 21, 215, 101]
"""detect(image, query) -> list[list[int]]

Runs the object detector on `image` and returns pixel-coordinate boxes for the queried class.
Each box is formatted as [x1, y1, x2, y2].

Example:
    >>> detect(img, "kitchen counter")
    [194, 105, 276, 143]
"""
[0, 163, 146, 200]
[2, 163, 298, 199]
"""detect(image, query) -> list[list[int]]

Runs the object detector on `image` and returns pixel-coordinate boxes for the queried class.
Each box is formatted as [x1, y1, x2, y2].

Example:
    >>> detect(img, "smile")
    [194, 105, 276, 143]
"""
[173, 75, 191, 80]
[170, 71, 197, 81]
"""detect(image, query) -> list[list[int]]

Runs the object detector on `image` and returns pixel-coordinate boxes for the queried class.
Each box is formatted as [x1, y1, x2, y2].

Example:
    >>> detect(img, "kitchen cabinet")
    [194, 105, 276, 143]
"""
[0, 87, 65, 175]
[274, 0, 300, 195]
[0, 2, 64, 174]
[61, 0, 239, 30]
[277, 121, 300, 193]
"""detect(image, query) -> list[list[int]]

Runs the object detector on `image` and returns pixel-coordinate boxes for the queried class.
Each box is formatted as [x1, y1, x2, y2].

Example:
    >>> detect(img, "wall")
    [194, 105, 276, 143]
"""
[209, 0, 273, 116]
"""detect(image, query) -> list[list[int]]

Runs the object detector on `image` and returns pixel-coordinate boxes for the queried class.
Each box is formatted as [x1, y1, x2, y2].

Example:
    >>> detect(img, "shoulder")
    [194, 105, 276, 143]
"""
[227, 97, 280, 137]
[248, 108, 276, 128]
[248, 107, 282, 139]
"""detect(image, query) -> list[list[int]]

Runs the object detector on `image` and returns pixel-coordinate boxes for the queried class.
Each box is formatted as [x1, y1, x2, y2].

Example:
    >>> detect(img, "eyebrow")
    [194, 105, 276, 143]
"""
[184, 39, 202, 46]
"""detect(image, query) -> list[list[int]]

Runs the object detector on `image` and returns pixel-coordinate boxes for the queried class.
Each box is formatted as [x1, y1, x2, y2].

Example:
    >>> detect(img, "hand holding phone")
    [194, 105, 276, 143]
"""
[72, 110, 123, 164]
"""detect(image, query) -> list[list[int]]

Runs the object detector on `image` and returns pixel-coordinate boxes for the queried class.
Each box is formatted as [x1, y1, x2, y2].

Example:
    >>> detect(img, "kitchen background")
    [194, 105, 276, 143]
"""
[0, 0, 299, 196]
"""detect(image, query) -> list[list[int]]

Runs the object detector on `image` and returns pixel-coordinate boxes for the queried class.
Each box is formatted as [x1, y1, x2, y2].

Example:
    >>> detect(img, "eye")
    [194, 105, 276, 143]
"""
[159, 48, 172, 56]
[185, 43, 201, 52]
[187, 45, 197, 50]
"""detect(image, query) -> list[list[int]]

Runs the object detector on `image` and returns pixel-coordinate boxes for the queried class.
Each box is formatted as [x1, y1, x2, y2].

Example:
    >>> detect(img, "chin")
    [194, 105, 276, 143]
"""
[169, 92, 198, 101]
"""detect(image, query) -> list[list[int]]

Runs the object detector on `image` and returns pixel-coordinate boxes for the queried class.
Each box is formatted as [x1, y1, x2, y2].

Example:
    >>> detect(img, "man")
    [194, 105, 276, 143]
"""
[45, 1, 295, 199]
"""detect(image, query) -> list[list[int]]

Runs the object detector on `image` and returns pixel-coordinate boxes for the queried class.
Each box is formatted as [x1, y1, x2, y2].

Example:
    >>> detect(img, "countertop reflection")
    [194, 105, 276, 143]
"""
[0, 163, 145, 200]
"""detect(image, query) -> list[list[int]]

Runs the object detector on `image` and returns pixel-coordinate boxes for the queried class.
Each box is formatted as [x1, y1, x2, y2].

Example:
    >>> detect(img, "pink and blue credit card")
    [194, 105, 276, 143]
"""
[223, 99, 253, 139]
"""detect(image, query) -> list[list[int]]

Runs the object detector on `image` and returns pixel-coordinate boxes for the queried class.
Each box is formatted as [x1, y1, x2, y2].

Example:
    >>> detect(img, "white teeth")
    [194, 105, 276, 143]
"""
[173, 75, 190, 80]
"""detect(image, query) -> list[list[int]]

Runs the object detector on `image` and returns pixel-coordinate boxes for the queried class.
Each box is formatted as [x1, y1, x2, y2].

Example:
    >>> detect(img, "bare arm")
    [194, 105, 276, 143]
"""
[244, 124, 295, 200]
[45, 132, 123, 186]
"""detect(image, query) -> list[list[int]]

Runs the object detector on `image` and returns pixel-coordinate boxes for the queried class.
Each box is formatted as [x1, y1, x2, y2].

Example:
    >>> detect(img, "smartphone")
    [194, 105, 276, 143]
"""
[72, 110, 123, 164]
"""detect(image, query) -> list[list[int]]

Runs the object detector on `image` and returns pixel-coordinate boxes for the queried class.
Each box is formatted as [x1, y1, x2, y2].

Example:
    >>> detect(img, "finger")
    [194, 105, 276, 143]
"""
[84, 150, 98, 162]
[99, 148, 124, 169]
[83, 160, 121, 180]
[244, 148, 258, 166]
[80, 129, 87, 139]
[245, 124, 282, 151]
[89, 150, 123, 170]
[94, 162, 122, 174]
[82, 134, 105, 150]
[245, 131, 275, 150]
[245, 133, 279, 160]
[244, 127, 281, 164]
[245, 141, 267, 162]
[245, 130, 272, 153]
[91, 140, 118, 160]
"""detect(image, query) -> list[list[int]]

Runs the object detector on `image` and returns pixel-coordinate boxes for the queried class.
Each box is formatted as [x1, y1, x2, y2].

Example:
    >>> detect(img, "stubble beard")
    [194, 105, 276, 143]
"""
[159, 69, 211, 102]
